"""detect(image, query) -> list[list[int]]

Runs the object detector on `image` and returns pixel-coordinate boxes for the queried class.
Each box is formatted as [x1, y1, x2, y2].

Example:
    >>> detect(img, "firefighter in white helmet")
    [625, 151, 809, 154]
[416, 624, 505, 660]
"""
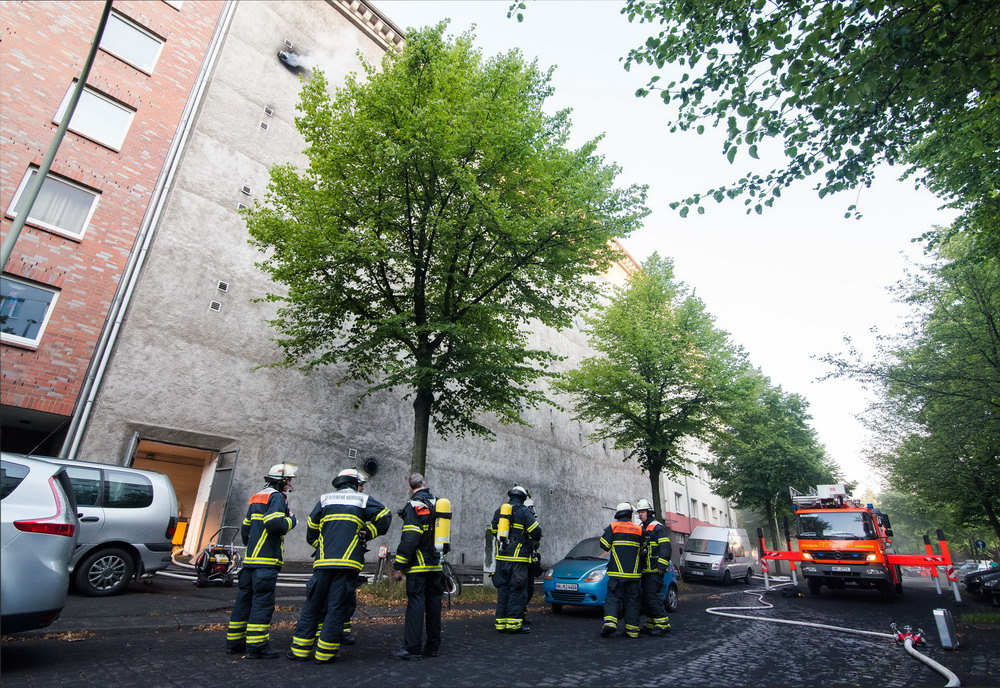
[490, 485, 541, 633]
[226, 463, 298, 658]
[599, 502, 643, 638]
[635, 498, 672, 636]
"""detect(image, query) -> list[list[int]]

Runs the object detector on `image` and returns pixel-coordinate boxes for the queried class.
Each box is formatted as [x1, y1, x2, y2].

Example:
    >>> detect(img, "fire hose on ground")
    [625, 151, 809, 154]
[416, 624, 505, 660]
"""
[705, 585, 960, 687]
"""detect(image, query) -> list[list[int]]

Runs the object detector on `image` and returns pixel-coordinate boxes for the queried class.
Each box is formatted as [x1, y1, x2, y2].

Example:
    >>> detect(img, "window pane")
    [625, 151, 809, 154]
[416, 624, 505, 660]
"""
[1, 277, 56, 342]
[105, 470, 153, 508]
[0, 461, 30, 500]
[57, 87, 133, 149]
[65, 466, 103, 507]
[12, 170, 98, 236]
[101, 14, 162, 72]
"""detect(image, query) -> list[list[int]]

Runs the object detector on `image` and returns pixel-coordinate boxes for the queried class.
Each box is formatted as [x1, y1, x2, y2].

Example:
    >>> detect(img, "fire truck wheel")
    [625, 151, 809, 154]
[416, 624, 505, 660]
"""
[807, 578, 822, 596]
[878, 580, 896, 601]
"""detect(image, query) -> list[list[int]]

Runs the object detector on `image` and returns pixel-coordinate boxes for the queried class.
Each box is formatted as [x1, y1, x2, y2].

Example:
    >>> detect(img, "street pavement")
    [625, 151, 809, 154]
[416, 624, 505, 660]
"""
[2, 570, 998, 687]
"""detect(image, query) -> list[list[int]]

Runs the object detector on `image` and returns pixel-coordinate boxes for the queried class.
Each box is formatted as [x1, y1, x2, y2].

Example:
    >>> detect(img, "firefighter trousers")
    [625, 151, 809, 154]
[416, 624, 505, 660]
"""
[403, 570, 443, 655]
[493, 561, 529, 631]
[227, 567, 279, 650]
[640, 571, 670, 630]
[288, 569, 357, 662]
[604, 577, 641, 637]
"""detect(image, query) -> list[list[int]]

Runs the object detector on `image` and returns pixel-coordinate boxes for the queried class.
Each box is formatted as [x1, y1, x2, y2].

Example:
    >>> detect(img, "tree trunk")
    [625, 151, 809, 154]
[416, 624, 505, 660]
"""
[982, 496, 1000, 543]
[764, 500, 784, 576]
[648, 466, 664, 524]
[411, 387, 434, 475]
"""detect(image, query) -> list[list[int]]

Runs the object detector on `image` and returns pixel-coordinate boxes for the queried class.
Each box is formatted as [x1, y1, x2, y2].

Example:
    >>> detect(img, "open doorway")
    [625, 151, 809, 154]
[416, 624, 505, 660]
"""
[131, 439, 239, 556]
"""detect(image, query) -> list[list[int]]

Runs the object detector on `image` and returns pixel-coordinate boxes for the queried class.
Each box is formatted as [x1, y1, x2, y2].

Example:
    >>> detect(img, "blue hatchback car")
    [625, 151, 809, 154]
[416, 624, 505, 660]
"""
[542, 536, 679, 614]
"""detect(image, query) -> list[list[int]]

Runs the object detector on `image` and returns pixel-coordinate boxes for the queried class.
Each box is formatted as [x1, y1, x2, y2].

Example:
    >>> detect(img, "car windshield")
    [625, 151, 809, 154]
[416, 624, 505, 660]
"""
[564, 537, 609, 560]
[796, 511, 876, 540]
[685, 538, 727, 556]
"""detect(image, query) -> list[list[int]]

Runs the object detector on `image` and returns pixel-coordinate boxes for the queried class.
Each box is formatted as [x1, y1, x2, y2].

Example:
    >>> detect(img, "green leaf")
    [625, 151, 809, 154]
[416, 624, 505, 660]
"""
[749, 144, 759, 159]
[727, 146, 737, 164]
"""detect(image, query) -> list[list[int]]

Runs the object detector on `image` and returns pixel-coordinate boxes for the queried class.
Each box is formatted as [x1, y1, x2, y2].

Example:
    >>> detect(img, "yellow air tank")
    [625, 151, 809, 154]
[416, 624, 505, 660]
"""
[497, 502, 513, 541]
[434, 497, 452, 553]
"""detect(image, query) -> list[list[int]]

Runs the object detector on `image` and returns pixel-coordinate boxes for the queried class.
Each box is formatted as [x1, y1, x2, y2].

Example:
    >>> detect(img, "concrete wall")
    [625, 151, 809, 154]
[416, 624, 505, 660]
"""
[77, 0, 734, 567]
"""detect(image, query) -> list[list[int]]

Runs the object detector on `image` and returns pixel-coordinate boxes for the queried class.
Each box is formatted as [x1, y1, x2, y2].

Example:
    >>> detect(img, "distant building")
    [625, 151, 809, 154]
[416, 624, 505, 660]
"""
[4, 0, 735, 565]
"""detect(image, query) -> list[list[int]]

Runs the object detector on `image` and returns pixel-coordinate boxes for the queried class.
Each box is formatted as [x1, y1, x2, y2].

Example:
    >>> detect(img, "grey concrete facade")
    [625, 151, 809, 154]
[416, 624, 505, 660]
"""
[76, 0, 732, 567]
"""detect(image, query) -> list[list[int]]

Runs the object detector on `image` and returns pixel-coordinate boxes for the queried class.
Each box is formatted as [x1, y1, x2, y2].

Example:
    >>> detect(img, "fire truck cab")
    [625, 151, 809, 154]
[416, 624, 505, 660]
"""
[792, 485, 902, 600]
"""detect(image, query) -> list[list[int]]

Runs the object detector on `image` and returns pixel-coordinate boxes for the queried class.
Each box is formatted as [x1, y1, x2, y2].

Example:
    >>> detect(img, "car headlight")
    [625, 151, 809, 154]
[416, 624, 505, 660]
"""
[982, 577, 999, 589]
[866, 553, 879, 562]
[543, 568, 554, 580]
[583, 568, 607, 582]
[800, 552, 814, 560]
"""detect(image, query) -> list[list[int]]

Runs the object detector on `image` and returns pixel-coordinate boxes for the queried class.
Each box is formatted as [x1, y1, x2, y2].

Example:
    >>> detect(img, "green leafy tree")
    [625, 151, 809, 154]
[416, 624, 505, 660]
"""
[824, 238, 1000, 541]
[247, 24, 648, 473]
[620, 0, 1000, 247]
[705, 372, 839, 566]
[553, 253, 743, 517]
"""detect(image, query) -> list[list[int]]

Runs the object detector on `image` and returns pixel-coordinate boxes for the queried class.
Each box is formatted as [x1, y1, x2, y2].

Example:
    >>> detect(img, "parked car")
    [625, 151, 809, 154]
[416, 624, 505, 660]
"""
[956, 561, 991, 580]
[1, 455, 79, 633]
[979, 571, 1000, 607]
[4, 454, 179, 596]
[965, 566, 1000, 598]
[542, 536, 679, 614]
[679, 525, 755, 585]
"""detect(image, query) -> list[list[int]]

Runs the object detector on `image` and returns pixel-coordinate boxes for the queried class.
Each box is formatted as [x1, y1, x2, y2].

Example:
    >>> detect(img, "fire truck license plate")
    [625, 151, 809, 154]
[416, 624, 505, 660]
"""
[555, 583, 578, 591]
[831, 566, 851, 572]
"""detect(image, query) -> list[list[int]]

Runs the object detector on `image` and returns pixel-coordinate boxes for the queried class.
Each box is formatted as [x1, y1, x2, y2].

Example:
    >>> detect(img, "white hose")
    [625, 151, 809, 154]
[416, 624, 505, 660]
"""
[706, 590, 960, 687]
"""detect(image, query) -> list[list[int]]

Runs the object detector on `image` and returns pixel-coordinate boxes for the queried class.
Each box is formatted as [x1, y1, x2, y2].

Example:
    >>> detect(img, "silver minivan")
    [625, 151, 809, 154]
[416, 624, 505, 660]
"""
[1, 455, 79, 632]
[38, 456, 178, 596]
[679, 525, 755, 585]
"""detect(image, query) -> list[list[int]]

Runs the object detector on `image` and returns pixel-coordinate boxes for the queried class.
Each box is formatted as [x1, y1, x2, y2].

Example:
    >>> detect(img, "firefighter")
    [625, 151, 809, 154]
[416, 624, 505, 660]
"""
[226, 463, 298, 658]
[490, 485, 541, 634]
[390, 472, 444, 660]
[286, 468, 390, 664]
[599, 502, 643, 639]
[635, 498, 672, 636]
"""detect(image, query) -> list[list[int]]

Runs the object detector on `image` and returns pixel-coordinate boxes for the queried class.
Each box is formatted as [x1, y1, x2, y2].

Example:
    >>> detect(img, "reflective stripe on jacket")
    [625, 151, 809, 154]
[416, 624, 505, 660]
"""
[307, 488, 390, 570]
[241, 487, 296, 568]
[393, 488, 443, 573]
[641, 520, 672, 573]
[600, 519, 643, 579]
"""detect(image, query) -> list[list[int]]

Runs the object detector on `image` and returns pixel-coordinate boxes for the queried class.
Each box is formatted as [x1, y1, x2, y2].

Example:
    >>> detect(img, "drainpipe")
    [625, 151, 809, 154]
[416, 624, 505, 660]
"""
[61, 0, 239, 459]
[1, 1, 113, 270]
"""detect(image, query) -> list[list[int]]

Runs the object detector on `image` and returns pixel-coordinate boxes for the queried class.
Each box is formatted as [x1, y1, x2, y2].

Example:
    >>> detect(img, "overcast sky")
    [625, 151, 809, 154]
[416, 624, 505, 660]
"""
[375, 1, 956, 491]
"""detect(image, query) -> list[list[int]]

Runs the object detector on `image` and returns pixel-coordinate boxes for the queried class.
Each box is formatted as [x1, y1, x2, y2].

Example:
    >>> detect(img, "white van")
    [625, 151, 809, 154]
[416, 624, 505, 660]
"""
[679, 526, 755, 585]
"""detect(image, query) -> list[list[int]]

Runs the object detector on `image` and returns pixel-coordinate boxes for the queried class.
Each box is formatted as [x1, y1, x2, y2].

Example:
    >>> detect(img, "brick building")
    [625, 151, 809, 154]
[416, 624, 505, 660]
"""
[1, 0, 224, 452]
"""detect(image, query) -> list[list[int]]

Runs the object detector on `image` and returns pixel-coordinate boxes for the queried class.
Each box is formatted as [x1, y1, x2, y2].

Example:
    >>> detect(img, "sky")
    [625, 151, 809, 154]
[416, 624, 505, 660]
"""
[375, 1, 956, 491]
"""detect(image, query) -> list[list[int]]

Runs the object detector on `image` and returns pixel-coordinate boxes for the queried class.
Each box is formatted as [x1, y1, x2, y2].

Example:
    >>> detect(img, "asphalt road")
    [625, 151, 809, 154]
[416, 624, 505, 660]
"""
[2, 574, 997, 687]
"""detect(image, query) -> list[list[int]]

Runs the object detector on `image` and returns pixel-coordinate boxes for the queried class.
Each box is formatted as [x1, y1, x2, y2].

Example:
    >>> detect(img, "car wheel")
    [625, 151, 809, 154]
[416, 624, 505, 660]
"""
[722, 570, 732, 586]
[664, 584, 679, 613]
[551, 603, 563, 614]
[74, 547, 134, 597]
[807, 577, 822, 596]
[744, 568, 753, 584]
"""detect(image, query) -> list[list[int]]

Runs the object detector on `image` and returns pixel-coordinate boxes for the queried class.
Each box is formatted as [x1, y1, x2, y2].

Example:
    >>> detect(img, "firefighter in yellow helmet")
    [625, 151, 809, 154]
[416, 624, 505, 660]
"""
[490, 485, 541, 633]
[635, 498, 672, 636]
[286, 468, 390, 664]
[599, 502, 643, 638]
[226, 463, 297, 658]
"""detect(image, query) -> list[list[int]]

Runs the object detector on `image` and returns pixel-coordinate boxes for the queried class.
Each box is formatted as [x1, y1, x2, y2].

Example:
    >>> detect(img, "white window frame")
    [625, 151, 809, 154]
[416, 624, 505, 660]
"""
[6, 167, 100, 240]
[1, 275, 60, 348]
[54, 83, 135, 151]
[163, 0, 184, 8]
[100, 11, 164, 74]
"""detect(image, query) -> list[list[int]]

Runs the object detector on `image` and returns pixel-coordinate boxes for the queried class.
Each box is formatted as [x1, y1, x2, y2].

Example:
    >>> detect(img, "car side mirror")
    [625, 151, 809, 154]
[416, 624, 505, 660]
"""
[726, 552, 734, 561]
[885, 528, 894, 537]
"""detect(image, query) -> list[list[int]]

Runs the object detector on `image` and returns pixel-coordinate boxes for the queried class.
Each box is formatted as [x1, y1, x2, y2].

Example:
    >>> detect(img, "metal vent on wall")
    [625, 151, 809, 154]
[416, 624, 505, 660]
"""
[283, 39, 293, 49]
[217, 281, 230, 293]
[348, 448, 358, 459]
[209, 301, 222, 312]
[264, 106, 274, 117]
[260, 121, 269, 131]
[240, 185, 251, 195]
[237, 203, 247, 210]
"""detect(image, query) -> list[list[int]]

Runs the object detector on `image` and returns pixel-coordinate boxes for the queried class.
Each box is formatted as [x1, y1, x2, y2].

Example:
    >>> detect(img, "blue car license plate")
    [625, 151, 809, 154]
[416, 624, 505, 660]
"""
[555, 583, 578, 591]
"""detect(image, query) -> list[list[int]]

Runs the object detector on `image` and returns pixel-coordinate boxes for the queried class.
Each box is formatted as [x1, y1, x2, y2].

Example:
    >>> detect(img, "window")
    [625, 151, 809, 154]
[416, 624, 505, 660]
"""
[690, 498, 698, 519]
[0, 460, 30, 500]
[105, 470, 153, 508]
[100, 12, 163, 73]
[163, 0, 184, 8]
[65, 466, 103, 507]
[1, 276, 59, 347]
[7, 167, 100, 239]
[674, 492, 684, 514]
[55, 84, 135, 150]
[702, 502, 709, 520]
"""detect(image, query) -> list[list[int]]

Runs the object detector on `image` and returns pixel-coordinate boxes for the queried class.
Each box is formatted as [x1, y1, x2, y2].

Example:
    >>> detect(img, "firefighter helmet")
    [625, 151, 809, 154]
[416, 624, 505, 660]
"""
[333, 467, 367, 489]
[634, 498, 654, 513]
[265, 463, 298, 482]
[615, 502, 634, 519]
[508, 485, 530, 500]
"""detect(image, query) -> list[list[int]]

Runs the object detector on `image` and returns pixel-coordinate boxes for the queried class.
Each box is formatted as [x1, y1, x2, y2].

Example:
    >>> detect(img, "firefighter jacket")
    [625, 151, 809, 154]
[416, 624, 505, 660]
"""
[241, 486, 297, 568]
[640, 519, 672, 573]
[393, 488, 442, 574]
[599, 519, 643, 579]
[306, 487, 391, 571]
[490, 499, 541, 564]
